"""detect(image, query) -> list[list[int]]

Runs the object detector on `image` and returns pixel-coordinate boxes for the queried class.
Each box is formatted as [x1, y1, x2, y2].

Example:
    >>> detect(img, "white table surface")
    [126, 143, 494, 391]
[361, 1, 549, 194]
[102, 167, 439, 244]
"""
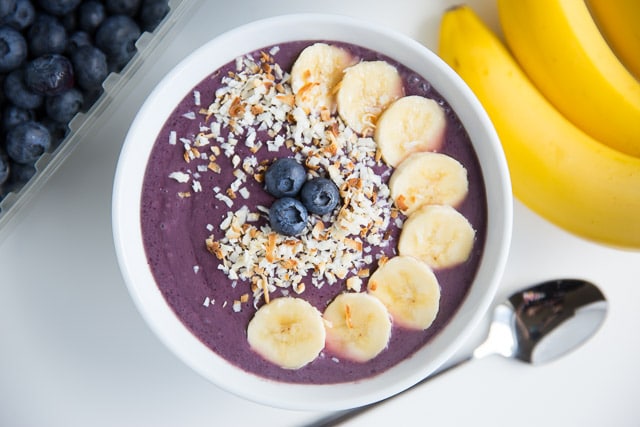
[2, 1, 639, 426]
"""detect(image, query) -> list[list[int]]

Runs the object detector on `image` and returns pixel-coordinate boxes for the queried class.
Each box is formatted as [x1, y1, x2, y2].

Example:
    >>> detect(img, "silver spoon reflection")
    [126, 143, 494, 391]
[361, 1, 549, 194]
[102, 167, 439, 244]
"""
[308, 279, 608, 427]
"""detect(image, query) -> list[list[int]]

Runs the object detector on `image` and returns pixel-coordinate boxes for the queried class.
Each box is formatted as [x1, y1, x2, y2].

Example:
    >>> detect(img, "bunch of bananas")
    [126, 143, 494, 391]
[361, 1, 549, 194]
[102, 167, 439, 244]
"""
[438, 1, 640, 249]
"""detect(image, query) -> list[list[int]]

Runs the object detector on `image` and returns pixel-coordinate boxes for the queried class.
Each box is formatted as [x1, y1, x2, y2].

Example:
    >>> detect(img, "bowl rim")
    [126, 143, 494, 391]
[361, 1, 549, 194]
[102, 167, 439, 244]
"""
[112, 12, 512, 411]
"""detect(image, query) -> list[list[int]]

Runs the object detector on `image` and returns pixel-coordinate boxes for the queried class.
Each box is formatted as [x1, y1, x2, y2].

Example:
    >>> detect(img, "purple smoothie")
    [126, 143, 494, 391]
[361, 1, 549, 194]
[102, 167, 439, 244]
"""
[140, 40, 487, 384]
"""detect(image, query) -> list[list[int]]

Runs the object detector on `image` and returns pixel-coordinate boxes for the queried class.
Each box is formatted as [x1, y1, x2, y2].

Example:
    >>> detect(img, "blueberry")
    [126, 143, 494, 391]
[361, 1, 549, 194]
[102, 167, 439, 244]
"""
[0, 25, 26, 72]
[8, 160, 35, 182]
[58, 9, 77, 32]
[106, 0, 141, 16]
[300, 177, 341, 215]
[36, 0, 81, 16]
[0, 0, 35, 30]
[5, 120, 51, 164]
[80, 86, 103, 111]
[95, 15, 140, 69]
[0, 0, 16, 19]
[4, 68, 43, 109]
[264, 158, 307, 198]
[77, 0, 105, 34]
[24, 53, 74, 96]
[269, 197, 308, 236]
[27, 14, 67, 56]
[41, 116, 69, 147]
[45, 87, 83, 123]
[0, 149, 10, 185]
[65, 30, 91, 54]
[138, 0, 169, 32]
[70, 45, 107, 90]
[3, 103, 35, 129]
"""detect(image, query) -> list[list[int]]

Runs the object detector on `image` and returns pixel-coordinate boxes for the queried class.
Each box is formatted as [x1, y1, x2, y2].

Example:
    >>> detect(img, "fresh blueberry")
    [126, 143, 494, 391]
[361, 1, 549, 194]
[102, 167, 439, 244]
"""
[264, 158, 307, 198]
[80, 86, 103, 111]
[0, 0, 16, 19]
[8, 160, 35, 182]
[70, 45, 107, 90]
[269, 197, 309, 236]
[27, 14, 67, 56]
[0, 25, 26, 72]
[95, 15, 140, 69]
[138, 0, 169, 32]
[4, 68, 43, 109]
[41, 116, 69, 147]
[0, 149, 10, 185]
[45, 87, 83, 123]
[36, 0, 81, 16]
[77, 0, 105, 34]
[24, 53, 74, 96]
[65, 30, 91, 54]
[59, 9, 77, 32]
[3, 103, 35, 129]
[5, 120, 51, 164]
[0, 0, 35, 30]
[106, 0, 141, 16]
[300, 177, 341, 215]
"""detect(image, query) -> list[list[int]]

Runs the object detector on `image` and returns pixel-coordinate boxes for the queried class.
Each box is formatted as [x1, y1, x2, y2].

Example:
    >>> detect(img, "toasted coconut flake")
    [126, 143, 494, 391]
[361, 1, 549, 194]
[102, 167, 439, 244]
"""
[293, 282, 305, 294]
[265, 232, 277, 263]
[346, 276, 362, 292]
[344, 237, 363, 252]
[261, 275, 270, 304]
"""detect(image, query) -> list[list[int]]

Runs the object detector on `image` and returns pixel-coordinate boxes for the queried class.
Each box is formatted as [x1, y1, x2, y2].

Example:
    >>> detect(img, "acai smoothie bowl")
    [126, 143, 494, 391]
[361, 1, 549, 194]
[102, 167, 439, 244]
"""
[112, 14, 512, 410]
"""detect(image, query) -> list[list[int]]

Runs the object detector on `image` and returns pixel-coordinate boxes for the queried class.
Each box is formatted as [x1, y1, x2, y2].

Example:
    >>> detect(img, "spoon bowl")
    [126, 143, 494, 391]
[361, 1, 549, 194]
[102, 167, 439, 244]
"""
[311, 278, 607, 427]
[474, 279, 607, 365]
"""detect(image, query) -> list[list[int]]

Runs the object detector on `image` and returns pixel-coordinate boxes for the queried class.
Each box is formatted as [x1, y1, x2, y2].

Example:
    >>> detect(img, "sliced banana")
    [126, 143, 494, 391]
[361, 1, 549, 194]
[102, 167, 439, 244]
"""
[247, 297, 325, 370]
[375, 95, 447, 167]
[398, 204, 475, 270]
[389, 151, 469, 215]
[367, 256, 440, 330]
[336, 60, 404, 136]
[323, 292, 392, 362]
[290, 43, 356, 114]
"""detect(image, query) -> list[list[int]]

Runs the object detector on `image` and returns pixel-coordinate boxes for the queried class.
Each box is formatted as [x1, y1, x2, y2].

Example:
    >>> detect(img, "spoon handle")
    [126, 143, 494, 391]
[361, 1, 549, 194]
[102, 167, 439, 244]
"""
[305, 356, 474, 427]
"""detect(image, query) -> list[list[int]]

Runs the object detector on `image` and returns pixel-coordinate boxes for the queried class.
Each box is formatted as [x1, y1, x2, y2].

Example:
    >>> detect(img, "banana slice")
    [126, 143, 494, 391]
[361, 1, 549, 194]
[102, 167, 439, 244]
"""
[375, 95, 447, 167]
[336, 60, 404, 136]
[247, 297, 325, 370]
[367, 256, 440, 330]
[290, 43, 356, 114]
[398, 204, 475, 270]
[323, 292, 392, 362]
[389, 151, 469, 215]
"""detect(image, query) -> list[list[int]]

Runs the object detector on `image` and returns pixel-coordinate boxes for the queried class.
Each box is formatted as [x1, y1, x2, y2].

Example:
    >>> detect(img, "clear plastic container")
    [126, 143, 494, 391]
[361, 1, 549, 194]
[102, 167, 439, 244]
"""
[0, 0, 200, 237]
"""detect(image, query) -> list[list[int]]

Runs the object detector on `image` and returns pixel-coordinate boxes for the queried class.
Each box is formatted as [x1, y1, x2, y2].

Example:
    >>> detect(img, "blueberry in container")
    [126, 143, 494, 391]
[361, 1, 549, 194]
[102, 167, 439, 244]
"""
[0, 0, 195, 236]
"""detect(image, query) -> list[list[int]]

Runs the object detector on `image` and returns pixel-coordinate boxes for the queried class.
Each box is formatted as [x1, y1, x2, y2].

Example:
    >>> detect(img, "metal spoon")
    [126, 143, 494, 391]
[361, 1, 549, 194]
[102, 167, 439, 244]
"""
[308, 278, 607, 427]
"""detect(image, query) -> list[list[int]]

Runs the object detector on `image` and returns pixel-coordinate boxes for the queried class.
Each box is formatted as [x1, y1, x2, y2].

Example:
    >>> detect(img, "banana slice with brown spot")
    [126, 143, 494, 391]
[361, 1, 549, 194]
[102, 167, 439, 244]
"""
[367, 255, 440, 330]
[323, 292, 392, 362]
[247, 297, 325, 369]
[375, 95, 447, 167]
[290, 43, 357, 114]
[336, 60, 404, 136]
[398, 204, 475, 270]
[389, 151, 469, 215]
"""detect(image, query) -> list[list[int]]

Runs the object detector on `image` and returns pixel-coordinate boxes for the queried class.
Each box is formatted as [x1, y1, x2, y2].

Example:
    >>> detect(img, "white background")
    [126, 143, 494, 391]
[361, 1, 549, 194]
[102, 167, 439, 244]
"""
[1, 1, 639, 426]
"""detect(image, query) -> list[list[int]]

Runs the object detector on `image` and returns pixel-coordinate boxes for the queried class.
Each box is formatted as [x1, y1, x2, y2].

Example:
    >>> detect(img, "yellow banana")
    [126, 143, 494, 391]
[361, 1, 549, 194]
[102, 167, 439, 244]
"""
[438, 5, 640, 249]
[587, 0, 640, 81]
[497, 0, 640, 158]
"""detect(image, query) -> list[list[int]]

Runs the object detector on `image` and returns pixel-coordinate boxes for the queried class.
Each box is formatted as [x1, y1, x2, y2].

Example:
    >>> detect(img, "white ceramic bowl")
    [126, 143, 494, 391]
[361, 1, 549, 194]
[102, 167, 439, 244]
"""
[112, 13, 512, 411]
